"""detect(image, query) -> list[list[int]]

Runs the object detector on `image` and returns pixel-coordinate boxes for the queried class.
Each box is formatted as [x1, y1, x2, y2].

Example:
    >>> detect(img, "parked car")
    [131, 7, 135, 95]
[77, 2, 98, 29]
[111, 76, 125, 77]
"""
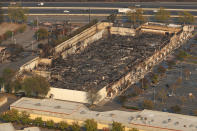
[15, 92, 25, 97]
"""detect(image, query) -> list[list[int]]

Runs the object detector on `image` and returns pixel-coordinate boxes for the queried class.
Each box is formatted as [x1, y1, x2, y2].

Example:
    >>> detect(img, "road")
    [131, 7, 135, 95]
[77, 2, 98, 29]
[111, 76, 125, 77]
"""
[1, 2, 197, 17]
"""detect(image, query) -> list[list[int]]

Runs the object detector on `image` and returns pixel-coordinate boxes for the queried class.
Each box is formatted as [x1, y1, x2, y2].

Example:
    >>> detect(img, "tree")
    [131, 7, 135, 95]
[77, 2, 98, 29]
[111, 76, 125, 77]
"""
[151, 73, 159, 84]
[118, 95, 127, 105]
[127, 8, 145, 26]
[0, 109, 20, 123]
[22, 75, 50, 97]
[184, 69, 190, 80]
[179, 11, 194, 25]
[179, 96, 187, 106]
[157, 88, 167, 104]
[86, 88, 101, 106]
[46, 120, 55, 129]
[2, 68, 16, 93]
[8, 4, 28, 23]
[136, 8, 145, 24]
[111, 121, 125, 131]
[142, 100, 154, 109]
[167, 60, 176, 69]
[157, 65, 166, 76]
[19, 111, 31, 125]
[84, 119, 98, 131]
[154, 7, 170, 23]
[170, 105, 181, 113]
[107, 14, 117, 23]
[35, 28, 49, 41]
[57, 121, 69, 130]
[141, 78, 149, 90]
[127, 8, 137, 26]
[33, 117, 43, 126]
[0, 3, 3, 23]
[71, 122, 81, 131]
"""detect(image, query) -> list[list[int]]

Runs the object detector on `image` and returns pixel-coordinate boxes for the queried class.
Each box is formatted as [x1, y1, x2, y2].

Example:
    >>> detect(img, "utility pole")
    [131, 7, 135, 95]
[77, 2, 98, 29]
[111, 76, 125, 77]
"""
[153, 85, 156, 104]
[89, 8, 91, 23]
[14, 38, 16, 45]
[36, 16, 39, 41]
[12, 32, 14, 41]
[31, 41, 34, 51]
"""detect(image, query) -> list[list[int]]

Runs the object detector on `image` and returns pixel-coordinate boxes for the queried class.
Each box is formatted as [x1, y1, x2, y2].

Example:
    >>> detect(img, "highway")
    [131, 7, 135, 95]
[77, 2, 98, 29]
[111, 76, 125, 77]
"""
[2, 2, 197, 15]
[1, 2, 197, 9]
[1, 2, 197, 23]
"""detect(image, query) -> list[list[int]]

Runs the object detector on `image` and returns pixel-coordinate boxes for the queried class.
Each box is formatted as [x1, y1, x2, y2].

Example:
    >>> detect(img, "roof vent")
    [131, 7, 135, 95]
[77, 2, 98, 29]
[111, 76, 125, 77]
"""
[55, 106, 61, 109]
[80, 111, 86, 114]
[168, 118, 171, 122]
[174, 122, 179, 125]
[35, 103, 41, 106]
[163, 120, 167, 124]
[110, 113, 115, 117]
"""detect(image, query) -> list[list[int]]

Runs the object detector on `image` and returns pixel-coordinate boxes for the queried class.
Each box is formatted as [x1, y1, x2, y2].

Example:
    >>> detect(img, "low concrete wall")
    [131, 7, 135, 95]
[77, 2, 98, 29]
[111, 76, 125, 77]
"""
[20, 58, 52, 72]
[110, 27, 135, 36]
[39, 58, 52, 65]
[47, 87, 88, 103]
[20, 57, 40, 71]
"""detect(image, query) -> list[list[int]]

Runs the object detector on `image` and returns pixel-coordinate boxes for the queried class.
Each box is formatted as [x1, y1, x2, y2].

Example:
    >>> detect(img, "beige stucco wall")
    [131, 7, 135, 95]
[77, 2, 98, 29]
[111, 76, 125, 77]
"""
[28, 113, 144, 131]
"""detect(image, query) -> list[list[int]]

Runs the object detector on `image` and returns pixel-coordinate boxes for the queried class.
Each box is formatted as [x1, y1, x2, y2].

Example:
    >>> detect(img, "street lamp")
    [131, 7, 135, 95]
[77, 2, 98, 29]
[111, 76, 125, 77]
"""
[83, 8, 91, 23]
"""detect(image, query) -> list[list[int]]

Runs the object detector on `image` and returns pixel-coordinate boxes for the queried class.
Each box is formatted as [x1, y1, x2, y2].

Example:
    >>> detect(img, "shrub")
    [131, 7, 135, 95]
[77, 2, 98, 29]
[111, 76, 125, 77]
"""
[0, 109, 20, 123]
[57, 121, 69, 130]
[18, 25, 27, 33]
[170, 105, 181, 113]
[33, 117, 43, 126]
[4, 30, 12, 39]
[176, 50, 189, 60]
[84, 119, 97, 131]
[118, 95, 127, 105]
[46, 120, 55, 129]
[111, 121, 125, 131]
[19, 111, 31, 125]
[142, 100, 154, 109]
[71, 122, 81, 131]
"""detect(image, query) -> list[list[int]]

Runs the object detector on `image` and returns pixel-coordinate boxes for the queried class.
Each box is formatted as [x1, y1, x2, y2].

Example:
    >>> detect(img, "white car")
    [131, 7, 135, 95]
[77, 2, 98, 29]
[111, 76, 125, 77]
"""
[135, 4, 141, 7]
[38, 2, 44, 6]
[63, 10, 70, 13]
[153, 10, 158, 13]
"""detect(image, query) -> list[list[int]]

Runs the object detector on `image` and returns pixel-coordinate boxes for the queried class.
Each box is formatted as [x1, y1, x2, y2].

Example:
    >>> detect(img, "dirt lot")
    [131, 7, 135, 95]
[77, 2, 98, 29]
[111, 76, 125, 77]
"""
[0, 23, 21, 36]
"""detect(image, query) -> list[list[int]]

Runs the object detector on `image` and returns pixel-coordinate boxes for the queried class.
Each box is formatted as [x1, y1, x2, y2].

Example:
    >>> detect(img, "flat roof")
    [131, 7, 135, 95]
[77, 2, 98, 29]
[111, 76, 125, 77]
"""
[0, 123, 15, 131]
[11, 97, 197, 131]
[11, 97, 84, 115]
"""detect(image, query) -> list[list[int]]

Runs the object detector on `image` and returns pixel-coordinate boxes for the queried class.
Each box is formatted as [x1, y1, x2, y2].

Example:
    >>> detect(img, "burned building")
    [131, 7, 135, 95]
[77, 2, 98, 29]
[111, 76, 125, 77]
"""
[48, 33, 170, 92]
[19, 22, 194, 103]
